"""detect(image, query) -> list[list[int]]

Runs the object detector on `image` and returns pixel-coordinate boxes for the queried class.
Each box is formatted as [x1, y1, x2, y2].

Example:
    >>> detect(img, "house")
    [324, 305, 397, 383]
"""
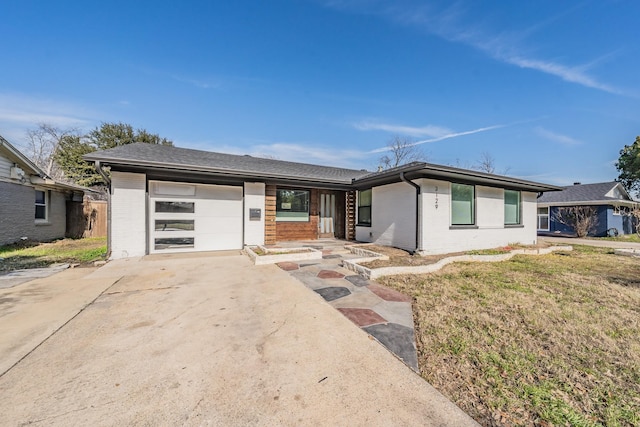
[537, 181, 639, 237]
[85, 143, 561, 259]
[0, 135, 86, 246]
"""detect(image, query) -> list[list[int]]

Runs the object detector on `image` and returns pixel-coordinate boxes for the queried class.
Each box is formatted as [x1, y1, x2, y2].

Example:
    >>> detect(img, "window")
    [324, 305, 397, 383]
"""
[357, 189, 372, 226]
[276, 189, 309, 222]
[504, 190, 521, 225]
[155, 201, 195, 213]
[451, 183, 475, 225]
[35, 190, 47, 221]
[537, 207, 549, 231]
[155, 220, 195, 231]
[613, 206, 621, 216]
[154, 237, 195, 250]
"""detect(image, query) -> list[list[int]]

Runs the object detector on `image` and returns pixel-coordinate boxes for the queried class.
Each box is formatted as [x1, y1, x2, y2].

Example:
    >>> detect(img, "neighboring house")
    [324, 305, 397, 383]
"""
[537, 181, 639, 237]
[0, 135, 85, 246]
[85, 143, 560, 259]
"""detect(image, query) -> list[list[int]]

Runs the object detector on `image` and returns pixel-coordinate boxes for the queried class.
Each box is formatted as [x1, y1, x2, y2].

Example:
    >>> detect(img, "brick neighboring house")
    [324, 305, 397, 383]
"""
[0, 135, 86, 246]
[537, 181, 639, 237]
[85, 143, 561, 259]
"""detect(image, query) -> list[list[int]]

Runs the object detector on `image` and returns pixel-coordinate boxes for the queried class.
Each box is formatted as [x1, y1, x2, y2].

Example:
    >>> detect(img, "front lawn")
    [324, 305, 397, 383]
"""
[0, 237, 107, 273]
[596, 234, 640, 243]
[379, 245, 640, 426]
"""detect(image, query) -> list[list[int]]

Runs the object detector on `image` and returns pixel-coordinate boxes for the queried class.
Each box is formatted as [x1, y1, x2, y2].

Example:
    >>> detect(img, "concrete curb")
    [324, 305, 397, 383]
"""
[614, 248, 640, 257]
[343, 245, 574, 279]
[245, 245, 323, 265]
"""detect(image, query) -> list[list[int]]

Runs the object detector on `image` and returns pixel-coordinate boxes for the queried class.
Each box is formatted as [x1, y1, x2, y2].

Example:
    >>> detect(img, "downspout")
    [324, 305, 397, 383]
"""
[94, 161, 112, 259]
[400, 172, 422, 254]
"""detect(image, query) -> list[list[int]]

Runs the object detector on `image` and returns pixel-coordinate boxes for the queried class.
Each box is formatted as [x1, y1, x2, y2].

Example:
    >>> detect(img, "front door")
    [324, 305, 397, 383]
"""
[319, 191, 336, 238]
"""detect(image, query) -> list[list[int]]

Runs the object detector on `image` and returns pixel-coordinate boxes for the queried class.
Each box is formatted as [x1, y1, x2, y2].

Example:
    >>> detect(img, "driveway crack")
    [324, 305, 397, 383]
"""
[0, 276, 125, 379]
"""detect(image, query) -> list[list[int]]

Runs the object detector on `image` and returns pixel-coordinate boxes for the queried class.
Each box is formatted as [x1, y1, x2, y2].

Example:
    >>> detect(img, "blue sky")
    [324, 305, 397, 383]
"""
[1, 0, 639, 185]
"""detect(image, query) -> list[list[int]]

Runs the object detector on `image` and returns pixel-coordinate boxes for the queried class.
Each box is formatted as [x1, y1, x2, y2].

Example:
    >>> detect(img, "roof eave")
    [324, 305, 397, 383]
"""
[538, 200, 640, 207]
[353, 163, 561, 192]
[99, 159, 356, 187]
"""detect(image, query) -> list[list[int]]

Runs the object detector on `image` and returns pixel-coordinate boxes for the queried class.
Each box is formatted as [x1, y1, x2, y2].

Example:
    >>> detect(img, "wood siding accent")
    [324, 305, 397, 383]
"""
[264, 185, 277, 245]
[346, 190, 356, 240]
[276, 188, 319, 241]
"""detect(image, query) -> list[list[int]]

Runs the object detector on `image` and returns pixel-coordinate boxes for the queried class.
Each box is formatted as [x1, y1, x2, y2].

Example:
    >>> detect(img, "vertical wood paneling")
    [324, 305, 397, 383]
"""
[264, 185, 277, 245]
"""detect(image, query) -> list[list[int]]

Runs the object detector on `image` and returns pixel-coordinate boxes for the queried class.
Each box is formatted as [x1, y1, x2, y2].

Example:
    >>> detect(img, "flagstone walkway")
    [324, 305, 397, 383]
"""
[276, 244, 419, 372]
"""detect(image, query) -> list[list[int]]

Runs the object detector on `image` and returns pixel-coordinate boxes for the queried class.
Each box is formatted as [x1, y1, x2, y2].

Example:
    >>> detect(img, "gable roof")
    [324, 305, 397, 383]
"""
[0, 134, 47, 177]
[1, 134, 87, 195]
[537, 181, 636, 205]
[85, 143, 370, 186]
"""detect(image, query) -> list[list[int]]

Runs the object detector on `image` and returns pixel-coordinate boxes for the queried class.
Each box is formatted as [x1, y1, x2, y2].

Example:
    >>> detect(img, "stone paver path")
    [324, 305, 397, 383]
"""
[277, 245, 418, 371]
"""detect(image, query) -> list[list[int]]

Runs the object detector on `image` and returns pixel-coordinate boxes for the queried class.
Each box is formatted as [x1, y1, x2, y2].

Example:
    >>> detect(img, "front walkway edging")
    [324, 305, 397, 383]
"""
[343, 245, 574, 279]
[614, 248, 640, 257]
[245, 245, 322, 265]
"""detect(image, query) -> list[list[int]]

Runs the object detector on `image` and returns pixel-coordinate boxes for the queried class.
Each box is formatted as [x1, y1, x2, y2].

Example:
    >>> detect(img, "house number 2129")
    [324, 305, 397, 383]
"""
[435, 186, 438, 209]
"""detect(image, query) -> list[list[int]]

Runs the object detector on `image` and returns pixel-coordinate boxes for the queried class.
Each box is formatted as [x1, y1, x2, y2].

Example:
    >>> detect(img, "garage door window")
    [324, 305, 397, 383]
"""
[155, 220, 195, 231]
[154, 237, 195, 250]
[276, 189, 309, 222]
[155, 201, 195, 213]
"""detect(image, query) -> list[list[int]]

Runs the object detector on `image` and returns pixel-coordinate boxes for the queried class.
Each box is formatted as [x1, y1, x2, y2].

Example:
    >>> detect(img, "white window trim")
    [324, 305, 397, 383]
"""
[613, 205, 621, 216]
[35, 188, 48, 223]
[537, 206, 550, 231]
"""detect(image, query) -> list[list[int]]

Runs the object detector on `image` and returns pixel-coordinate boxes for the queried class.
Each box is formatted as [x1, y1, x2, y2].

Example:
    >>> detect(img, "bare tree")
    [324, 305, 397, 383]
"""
[378, 136, 426, 170]
[473, 151, 510, 175]
[552, 206, 600, 238]
[24, 123, 80, 180]
[630, 205, 640, 237]
[474, 151, 496, 174]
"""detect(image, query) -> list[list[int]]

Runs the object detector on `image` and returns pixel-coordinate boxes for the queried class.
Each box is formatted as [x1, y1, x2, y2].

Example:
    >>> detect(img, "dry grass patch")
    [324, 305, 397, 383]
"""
[0, 237, 107, 273]
[358, 242, 553, 269]
[379, 245, 640, 426]
[358, 245, 464, 268]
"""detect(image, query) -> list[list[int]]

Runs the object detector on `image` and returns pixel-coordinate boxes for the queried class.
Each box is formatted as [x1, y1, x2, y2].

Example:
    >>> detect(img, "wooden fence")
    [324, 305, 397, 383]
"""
[66, 200, 107, 238]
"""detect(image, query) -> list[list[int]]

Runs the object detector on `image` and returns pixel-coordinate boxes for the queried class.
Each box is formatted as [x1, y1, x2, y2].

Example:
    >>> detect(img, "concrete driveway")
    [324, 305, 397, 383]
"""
[0, 252, 477, 426]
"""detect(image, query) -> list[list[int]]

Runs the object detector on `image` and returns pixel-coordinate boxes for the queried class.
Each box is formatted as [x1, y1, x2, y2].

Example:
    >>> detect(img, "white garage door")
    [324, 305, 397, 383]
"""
[149, 180, 243, 254]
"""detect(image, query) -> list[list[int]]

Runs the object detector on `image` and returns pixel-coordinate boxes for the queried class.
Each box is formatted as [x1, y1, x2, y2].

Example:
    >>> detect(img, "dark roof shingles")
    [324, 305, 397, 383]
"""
[86, 143, 370, 183]
[537, 182, 625, 203]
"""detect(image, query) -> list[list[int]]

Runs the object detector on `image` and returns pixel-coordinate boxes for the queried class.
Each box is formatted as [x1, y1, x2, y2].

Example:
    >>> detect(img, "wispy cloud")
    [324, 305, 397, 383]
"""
[0, 93, 97, 146]
[535, 127, 582, 146]
[178, 139, 369, 169]
[369, 123, 505, 153]
[170, 75, 222, 89]
[0, 94, 93, 127]
[353, 120, 452, 138]
[320, 0, 623, 95]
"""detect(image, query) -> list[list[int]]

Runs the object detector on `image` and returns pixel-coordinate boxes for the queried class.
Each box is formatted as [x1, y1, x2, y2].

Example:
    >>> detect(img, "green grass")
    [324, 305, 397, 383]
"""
[0, 237, 107, 272]
[594, 234, 640, 243]
[466, 247, 512, 256]
[380, 246, 640, 426]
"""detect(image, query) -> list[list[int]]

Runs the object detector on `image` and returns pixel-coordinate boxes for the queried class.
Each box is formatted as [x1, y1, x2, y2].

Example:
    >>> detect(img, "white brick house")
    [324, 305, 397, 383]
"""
[85, 143, 560, 259]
